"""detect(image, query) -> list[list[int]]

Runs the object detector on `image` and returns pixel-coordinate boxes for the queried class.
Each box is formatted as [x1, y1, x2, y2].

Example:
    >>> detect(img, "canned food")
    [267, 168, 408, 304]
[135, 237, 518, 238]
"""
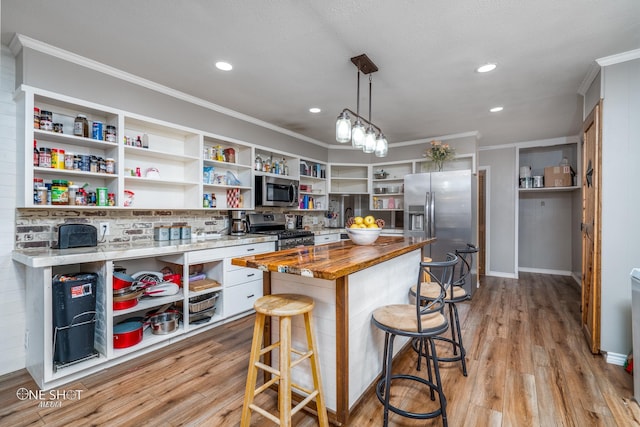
[92, 121, 103, 140]
[73, 154, 81, 171]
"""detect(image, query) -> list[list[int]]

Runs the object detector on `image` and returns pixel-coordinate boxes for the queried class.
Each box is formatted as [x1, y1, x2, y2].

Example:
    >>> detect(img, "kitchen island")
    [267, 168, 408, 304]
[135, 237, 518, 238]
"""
[231, 235, 435, 425]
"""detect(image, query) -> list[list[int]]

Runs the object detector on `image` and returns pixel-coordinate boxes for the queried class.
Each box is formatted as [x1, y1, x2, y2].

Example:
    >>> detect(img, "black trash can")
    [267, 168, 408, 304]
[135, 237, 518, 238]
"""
[52, 272, 98, 365]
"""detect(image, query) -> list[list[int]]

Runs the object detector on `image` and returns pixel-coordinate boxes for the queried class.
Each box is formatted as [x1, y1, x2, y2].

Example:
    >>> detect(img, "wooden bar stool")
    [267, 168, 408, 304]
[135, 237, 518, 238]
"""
[241, 294, 328, 427]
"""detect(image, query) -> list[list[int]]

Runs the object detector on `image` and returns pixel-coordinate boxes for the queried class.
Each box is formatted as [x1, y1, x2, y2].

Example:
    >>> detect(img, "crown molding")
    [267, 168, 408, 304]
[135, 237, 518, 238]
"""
[9, 33, 330, 149]
[596, 48, 640, 67]
[577, 62, 600, 96]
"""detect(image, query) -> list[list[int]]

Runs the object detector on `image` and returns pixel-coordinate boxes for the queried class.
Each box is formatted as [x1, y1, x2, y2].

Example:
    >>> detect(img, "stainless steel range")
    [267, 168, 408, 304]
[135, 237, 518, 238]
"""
[247, 213, 315, 250]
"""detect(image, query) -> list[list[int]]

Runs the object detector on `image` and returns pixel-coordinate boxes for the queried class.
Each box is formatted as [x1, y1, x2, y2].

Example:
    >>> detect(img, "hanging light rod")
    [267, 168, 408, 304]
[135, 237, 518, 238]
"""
[335, 53, 388, 157]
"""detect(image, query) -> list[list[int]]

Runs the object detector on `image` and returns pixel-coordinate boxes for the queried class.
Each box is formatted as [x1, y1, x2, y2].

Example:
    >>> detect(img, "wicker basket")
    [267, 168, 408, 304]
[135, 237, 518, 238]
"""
[188, 293, 219, 313]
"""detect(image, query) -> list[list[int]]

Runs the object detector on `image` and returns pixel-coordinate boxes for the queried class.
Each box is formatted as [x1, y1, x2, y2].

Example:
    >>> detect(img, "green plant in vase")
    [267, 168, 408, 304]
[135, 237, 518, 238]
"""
[425, 140, 455, 171]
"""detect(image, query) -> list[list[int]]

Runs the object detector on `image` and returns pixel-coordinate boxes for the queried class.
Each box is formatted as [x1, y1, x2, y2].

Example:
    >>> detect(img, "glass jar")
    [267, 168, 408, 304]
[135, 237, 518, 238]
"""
[39, 110, 53, 131]
[34, 108, 40, 129]
[51, 179, 68, 205]
[105, 158, 115, 174]
[73, 114, 89, 137]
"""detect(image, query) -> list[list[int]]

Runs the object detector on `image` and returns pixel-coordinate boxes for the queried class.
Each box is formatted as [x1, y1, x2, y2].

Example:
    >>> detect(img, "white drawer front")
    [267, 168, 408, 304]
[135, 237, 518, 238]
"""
[226, 267, 262, 286]
[314, 233, 340, 245]
[224, 280, 263, 317]
[225, 242, 275, 271]
[189, 242, 274, 264]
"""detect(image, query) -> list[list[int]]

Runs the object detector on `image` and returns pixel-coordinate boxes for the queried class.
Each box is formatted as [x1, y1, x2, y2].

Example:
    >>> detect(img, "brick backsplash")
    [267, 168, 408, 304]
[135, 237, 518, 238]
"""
[15, 209, 230, 249]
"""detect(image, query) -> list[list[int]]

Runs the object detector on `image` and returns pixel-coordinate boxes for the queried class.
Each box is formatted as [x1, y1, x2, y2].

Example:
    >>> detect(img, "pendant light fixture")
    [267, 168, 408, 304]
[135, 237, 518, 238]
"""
[335, 54, 388, 157]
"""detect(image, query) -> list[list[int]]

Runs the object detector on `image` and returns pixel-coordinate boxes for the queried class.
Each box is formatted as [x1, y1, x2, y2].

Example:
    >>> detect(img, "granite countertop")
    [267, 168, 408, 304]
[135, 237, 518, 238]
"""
[231, 236, 435, 280]
[12, 234, 277, 268]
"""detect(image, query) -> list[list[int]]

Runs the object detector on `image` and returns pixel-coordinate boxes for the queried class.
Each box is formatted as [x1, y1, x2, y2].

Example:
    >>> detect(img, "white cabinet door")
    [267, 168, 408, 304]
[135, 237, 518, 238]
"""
[224, 280, 263, 317]
[314, 233, 340, 245]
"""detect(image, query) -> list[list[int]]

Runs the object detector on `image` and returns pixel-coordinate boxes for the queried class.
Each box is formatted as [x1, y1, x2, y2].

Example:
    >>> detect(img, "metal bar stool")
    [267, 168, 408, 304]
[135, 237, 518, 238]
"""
[241, 293, 328, 427]
[411, 244, 478, 376]
[372, 254, 458, 427]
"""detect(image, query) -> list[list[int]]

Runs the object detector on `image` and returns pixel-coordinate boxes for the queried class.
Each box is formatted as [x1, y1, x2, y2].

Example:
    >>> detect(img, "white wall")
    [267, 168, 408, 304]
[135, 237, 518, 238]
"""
[0, 45, 26, 375]
[599, 57, 640, 356]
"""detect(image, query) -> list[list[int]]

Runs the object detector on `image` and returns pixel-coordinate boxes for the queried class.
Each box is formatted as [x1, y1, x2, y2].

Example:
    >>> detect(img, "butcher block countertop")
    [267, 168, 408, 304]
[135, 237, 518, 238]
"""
[231, 236, 435, 280]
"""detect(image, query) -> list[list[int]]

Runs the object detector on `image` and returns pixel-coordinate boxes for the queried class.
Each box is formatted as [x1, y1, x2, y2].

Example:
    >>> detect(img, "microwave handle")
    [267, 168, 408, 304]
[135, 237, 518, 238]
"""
[290, 183, 298, 205]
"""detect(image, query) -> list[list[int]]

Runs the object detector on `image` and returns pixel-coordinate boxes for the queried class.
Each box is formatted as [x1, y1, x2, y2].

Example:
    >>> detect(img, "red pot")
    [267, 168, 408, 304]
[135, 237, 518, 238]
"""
[113, 289, 143, 310]
[113, 320, 144, 349]
[113, 271, 136, 290]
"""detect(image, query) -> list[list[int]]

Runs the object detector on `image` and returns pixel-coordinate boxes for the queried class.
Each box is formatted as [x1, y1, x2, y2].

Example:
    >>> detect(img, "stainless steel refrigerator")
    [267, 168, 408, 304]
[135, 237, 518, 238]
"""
[404, 170, 478, 296]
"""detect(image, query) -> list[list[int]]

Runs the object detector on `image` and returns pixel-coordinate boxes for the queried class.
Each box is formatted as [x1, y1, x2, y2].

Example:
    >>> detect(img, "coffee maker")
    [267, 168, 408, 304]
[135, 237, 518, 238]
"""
[229, 211, 248, 235]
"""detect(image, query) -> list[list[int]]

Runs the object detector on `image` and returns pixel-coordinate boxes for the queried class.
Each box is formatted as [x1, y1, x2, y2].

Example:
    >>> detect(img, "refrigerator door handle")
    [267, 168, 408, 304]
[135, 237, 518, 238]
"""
[430, 192, 436, 238]
[425, 192, 431, 238]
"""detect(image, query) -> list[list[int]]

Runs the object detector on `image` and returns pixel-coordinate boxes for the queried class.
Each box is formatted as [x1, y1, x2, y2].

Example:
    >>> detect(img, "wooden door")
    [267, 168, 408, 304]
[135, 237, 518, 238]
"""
[581, 100, 602, 354]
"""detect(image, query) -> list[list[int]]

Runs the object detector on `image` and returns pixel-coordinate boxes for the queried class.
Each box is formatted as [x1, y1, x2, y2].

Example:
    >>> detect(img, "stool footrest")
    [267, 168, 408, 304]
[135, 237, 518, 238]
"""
[290, 349, 313, 369]
[291, 390, 319, 416]
[255, 361, 280, 377]
[249, 403, 281, 425]
[254, 375, 279, 396]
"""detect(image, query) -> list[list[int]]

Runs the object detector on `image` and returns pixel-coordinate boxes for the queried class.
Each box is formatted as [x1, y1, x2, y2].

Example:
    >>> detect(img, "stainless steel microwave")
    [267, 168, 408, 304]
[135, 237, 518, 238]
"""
[255, 175, 299, 207]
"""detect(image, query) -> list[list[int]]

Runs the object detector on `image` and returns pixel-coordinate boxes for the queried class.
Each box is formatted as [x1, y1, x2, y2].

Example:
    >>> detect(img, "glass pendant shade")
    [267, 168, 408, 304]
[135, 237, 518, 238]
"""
[351, 119, 366, 148]
[335, 112, 351, 143]
[374, 133, 388, 157]
[363, 127, 376, 153]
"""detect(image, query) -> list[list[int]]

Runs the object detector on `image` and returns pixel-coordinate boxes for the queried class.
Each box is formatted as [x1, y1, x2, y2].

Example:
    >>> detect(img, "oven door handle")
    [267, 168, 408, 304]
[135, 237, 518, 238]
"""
[289, 183, 298, 206]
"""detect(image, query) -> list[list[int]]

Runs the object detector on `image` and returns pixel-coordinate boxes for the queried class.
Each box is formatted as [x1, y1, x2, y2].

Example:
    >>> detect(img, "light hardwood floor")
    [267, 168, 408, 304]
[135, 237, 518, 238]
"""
[2, 273, 639, 426]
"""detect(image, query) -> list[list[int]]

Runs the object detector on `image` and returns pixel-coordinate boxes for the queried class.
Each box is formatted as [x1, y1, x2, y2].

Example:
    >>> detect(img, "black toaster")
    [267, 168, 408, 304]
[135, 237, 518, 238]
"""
[57, 224, 98, 249]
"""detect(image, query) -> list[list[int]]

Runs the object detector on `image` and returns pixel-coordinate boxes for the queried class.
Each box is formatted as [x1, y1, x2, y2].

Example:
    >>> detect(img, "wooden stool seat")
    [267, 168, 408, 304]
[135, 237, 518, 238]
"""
[241, 293, 328, 427]
[254, 294, 315, 317]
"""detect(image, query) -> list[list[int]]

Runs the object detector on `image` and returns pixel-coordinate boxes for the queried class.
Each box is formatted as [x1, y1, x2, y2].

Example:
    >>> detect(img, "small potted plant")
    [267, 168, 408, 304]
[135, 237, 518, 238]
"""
[425, 140, 455, 171]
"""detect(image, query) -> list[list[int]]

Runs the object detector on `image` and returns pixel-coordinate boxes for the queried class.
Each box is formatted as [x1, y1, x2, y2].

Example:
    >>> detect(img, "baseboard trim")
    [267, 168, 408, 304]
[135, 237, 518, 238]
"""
[518, 267, 573, 276]
[486, 271, 518, 279]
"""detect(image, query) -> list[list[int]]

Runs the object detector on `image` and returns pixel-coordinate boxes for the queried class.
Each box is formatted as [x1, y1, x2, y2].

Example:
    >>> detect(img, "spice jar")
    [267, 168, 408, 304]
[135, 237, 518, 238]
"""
[38, 148, 51, 168]
[67, 184, 79, 205]
[39, 110, 53, 131]
[107, 193, 116, 206]
[64, 152, 74, 170]
[105, 158, 115, 174]
[105, 125, 117, 142]
[74, 114, 89, 137]
[34, 108, 40, 129]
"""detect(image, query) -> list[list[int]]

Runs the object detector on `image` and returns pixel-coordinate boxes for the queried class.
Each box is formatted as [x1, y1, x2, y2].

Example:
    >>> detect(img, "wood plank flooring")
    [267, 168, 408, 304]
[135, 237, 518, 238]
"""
[2, 273, 640, 426]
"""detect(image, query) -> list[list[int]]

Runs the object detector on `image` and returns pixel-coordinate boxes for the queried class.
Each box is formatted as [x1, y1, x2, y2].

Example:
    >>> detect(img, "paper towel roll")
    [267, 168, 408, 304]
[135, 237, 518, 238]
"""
[520, 166, 532, 178]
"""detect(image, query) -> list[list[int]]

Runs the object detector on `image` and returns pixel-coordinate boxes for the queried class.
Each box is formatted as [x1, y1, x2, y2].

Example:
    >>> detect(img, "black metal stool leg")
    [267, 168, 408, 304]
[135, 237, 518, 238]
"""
[449, 304, 457, 356]
[451, 302, 467, 376]
[428, 337, 448, 427]
[382, 333, 395, 427]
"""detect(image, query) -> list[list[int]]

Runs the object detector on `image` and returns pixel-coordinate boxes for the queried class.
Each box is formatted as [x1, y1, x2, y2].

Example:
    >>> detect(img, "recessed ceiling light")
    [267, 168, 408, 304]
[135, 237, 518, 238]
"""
[490, 106, 504, 113]
[309, 107, 321, 113]
[215, 61, 233, 71]
[476, 63, 497, 73]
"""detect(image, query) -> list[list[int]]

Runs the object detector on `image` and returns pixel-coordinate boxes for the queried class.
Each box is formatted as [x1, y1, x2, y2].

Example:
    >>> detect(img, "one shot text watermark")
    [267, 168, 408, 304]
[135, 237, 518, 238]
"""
[16, 387, 83, 408]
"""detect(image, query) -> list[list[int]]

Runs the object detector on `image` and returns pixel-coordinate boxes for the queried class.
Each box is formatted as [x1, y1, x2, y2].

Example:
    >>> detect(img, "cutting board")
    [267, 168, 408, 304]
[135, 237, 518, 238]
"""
[188, 278, 221, 292]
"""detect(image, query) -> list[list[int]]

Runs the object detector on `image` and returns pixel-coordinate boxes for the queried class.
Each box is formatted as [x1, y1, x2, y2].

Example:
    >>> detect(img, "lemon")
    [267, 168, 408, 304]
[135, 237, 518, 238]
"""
[364, 215, 375, 225]
[354, 216, 364, 225]
[350, 224, 360, 229]
[367, 223, 379, 229]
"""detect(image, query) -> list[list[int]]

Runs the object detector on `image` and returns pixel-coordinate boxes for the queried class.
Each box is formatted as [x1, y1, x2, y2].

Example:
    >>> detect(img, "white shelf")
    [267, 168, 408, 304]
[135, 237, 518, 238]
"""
[35, 130, 119, 150]
[518, 186, 580, 192]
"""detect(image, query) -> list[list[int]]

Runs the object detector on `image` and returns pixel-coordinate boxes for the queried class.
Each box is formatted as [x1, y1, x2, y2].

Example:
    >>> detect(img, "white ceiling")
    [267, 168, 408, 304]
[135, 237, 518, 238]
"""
[2, 1, 639, 149]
